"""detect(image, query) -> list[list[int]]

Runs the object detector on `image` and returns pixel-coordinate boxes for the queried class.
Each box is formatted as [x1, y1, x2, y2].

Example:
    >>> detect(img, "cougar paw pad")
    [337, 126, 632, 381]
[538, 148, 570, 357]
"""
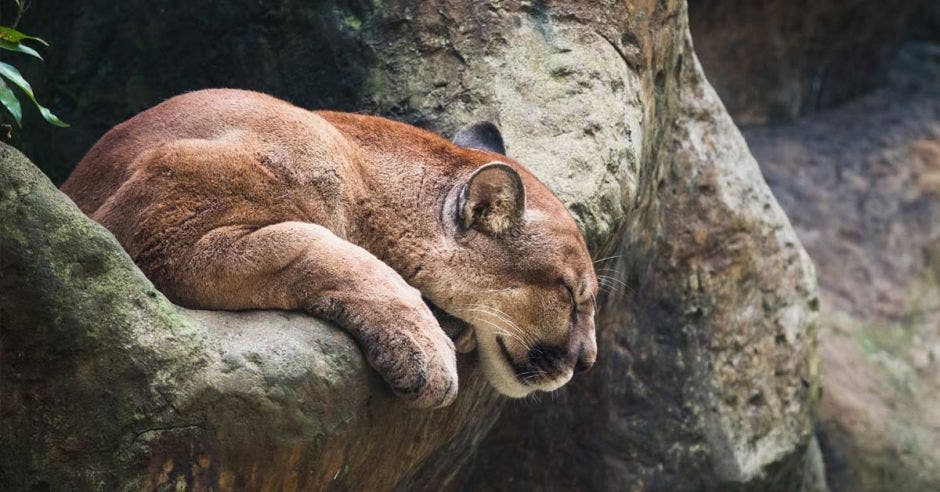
[368, 330, 458, 409]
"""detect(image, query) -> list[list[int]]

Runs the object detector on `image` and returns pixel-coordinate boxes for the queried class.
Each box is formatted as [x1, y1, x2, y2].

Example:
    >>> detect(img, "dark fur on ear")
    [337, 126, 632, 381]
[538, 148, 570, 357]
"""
[453, 121, 506, 155]
[457, 162, 525, 236]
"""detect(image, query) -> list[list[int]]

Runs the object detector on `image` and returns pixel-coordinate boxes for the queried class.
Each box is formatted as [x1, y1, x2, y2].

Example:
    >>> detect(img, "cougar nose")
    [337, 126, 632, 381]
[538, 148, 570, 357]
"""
[573, 344, 596, 374]
[574, 354, 594, 374]
[570, 327, 597, 375]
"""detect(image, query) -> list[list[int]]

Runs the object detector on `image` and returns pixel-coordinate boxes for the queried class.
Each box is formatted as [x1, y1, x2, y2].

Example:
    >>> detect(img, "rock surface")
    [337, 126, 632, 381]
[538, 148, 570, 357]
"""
[2, 1, 821, 490]
[746, 43, 940, 491]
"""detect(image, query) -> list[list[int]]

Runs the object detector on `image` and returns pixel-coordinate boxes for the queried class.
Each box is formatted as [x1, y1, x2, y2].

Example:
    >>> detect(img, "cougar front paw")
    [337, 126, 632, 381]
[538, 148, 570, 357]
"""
[361, 316, 458, 409]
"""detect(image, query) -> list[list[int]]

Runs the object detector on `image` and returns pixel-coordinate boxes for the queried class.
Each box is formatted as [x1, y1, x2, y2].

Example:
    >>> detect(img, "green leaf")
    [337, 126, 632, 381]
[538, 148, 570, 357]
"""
[0, 39, 43, 60]
[0, 26, 49, 46]
[0, 78, 22, 127]
[0, 61, 37, 99]
[0, 62, 68, 127]
[37, 104, 68, 127]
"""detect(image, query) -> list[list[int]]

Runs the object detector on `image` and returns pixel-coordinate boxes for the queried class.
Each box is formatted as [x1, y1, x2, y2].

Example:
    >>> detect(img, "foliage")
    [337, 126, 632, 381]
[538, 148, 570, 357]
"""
[0, 0, 66, 128]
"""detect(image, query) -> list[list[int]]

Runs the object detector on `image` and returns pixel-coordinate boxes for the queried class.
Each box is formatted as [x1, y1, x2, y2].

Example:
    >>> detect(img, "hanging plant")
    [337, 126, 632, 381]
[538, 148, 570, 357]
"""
[0, 0, 67, 129]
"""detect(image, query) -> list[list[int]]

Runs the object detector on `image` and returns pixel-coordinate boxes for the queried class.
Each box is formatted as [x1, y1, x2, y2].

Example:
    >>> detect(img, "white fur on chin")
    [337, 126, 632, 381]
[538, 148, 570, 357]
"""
[476, 332, 574, 398]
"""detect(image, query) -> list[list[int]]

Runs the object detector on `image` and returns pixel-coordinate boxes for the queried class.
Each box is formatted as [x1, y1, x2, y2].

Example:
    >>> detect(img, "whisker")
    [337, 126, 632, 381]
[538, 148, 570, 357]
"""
[487, 325, 530, 350]
[494, 331, 529, 352]
[596, 267, 624, 277]
[592, 255, 621, 264]
[487, 307, 532, 341]
[470, 315, 531, 352]
[598, 281, 627, 294]
[464, 308, 526, 336]
[459, 304, 537, 346]
[597, 274, 628, 289]
[597, 275, 628, 288]
[466, 305, 521, 329]
[516, 369, 547, 380]
[525, 391, 543, 404]
[598, 275, 627, 285]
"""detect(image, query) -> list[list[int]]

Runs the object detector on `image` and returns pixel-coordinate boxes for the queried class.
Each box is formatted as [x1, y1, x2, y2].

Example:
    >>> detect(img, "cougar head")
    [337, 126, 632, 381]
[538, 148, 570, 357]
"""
[427, 121, 598, 398]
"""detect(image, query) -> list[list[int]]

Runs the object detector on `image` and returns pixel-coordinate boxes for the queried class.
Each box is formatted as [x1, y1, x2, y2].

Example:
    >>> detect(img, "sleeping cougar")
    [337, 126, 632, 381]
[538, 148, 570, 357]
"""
[62, 89, 598, 408]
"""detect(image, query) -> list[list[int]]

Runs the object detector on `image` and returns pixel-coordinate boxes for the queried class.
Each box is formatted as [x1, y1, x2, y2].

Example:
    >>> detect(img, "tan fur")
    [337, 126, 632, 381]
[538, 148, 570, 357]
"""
[61, 89, 597, 407]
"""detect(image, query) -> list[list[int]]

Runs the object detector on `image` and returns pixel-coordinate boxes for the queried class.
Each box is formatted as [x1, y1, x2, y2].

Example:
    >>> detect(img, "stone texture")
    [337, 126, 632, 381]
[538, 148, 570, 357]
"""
[688, 0, 932, 125]
[2, 1, 821, 490]
[746, 43, 940, 491]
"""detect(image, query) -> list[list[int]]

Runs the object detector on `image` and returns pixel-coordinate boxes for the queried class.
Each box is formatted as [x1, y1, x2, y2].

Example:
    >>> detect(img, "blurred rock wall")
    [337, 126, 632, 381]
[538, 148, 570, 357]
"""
[692, 0, 940, 489]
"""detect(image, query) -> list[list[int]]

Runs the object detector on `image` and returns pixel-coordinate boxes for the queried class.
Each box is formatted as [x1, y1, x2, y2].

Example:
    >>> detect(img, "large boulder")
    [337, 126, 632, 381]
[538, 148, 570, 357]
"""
[746, 43, 940, 491]
[2, 1, 821, 489]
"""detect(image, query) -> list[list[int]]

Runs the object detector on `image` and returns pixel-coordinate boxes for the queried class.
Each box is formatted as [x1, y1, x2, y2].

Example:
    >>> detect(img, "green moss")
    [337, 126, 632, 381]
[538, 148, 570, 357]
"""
[342, 15, 362, 31]
[856, 324, 913, 358]
[363, 69, 394, 110]
[854, 274, 938, 362]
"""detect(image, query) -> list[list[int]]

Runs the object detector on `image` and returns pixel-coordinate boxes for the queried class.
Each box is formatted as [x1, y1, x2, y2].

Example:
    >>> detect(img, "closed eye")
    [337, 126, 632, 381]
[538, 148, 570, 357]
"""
[564, 284, 577, 320]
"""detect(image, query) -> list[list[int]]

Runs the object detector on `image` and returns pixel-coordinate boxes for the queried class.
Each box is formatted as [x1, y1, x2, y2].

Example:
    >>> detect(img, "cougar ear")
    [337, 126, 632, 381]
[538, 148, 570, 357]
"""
[453, 121, 506, 155]
[457, 162, 525, 236]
